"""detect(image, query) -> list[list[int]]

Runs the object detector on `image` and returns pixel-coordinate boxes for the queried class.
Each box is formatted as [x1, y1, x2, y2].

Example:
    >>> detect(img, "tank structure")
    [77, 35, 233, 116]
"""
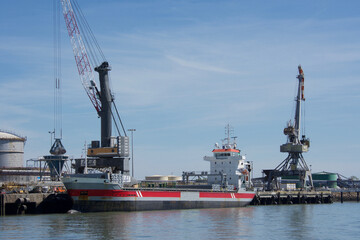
[281, 172, 337, 189]
[140, 175, 182, 188]
[0, 130, 46, 184]
[312, 172, 338, 189]
[0, 130, 26, 168]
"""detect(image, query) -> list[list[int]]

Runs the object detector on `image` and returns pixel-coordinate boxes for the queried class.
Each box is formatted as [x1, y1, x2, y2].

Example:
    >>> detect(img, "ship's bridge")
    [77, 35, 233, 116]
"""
[212, 148, 240, 158]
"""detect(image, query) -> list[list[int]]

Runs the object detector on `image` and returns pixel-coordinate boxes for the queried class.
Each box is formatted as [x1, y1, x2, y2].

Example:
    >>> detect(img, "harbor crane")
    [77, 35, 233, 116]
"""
[59, 0, 130, 175]
[263, 65, 314, 190]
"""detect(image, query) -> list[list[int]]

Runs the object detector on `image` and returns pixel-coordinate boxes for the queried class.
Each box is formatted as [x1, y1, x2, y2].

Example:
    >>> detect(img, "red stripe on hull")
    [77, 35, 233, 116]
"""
[141, 191, 180, 198]
[200, 192, 232, 198]
[68, 189, 181, 198]
[199, 192, 255, 199]
[234, 193, 256, 198]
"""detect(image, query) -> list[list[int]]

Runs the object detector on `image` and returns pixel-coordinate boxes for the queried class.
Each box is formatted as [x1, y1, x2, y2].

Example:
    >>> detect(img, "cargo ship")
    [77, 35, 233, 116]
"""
[58, 1, 254, 212]
[62, 126, 255, 212]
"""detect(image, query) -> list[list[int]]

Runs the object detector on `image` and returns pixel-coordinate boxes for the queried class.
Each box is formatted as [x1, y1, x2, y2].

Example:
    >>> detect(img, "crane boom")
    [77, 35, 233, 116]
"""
[59, 0, 130, 174]
[60, 0, 101, 115]
[294, 65, 305, 142]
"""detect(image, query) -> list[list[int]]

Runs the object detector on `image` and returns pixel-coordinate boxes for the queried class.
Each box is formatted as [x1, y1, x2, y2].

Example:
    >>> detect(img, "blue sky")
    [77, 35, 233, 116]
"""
[1, 0, 359, 179]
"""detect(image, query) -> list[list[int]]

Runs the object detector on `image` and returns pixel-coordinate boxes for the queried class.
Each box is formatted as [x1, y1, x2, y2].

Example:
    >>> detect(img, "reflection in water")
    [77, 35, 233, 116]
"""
[1, 203, 360, 240]
[197, 207, 255, 238]
[51, 207, 256, 239]
[287, 204, 313, 239]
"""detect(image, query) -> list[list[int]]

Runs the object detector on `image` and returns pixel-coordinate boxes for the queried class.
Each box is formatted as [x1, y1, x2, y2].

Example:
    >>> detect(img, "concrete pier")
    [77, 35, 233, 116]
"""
[0, 193, 72, 216]
[332, 190, 360, 202]
[251, 190, 332, 205]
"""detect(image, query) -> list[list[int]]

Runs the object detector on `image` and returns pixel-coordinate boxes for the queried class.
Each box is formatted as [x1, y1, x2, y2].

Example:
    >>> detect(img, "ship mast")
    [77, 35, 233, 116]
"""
[225, 124, 231, 145]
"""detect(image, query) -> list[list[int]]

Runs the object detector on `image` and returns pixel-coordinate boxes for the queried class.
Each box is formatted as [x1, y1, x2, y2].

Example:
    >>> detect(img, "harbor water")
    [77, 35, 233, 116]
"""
[1, 202, 359, 239]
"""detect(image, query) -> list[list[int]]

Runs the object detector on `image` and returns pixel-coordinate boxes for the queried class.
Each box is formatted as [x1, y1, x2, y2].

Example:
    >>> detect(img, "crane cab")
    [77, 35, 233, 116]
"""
[87, 136, 129, 157]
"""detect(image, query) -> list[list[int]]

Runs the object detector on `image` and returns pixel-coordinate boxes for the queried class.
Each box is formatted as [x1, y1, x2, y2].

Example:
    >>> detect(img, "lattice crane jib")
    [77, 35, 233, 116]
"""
[60, 0, 101, 115]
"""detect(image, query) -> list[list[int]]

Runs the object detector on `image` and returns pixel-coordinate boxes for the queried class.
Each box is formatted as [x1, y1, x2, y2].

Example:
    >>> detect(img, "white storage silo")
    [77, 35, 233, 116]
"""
[0, 130, 26, 168]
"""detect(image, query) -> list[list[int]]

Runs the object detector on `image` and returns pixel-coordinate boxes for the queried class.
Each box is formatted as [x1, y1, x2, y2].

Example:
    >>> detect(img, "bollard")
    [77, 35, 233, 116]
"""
[277, 192, 281, 205]
[0, 194, 3, 216]
[320, 192, 324, 204]
[341, 191, 343, 203]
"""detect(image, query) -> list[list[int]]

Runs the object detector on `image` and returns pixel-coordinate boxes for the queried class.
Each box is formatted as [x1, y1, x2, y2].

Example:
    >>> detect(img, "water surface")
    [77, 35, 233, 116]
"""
[1, 202, 359, 239]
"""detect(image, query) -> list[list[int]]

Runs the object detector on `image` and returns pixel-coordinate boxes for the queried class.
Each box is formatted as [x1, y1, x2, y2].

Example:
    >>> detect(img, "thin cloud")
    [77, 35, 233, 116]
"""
[166, 55, 241, 74]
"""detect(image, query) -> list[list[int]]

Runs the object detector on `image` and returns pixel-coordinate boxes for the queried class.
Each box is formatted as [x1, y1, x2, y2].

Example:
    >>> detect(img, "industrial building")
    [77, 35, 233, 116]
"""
[0, 130, 26, 168]
[0, 130, 51, 185]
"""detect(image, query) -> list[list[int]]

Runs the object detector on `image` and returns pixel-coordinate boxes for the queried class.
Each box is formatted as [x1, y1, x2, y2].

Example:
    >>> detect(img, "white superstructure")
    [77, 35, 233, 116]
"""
[204, 125, 252, 190]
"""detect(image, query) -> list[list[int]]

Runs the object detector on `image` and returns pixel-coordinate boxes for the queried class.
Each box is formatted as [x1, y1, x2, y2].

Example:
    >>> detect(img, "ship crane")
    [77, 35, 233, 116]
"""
[264, 65, 314, 190]
[59, 0, 130, 175]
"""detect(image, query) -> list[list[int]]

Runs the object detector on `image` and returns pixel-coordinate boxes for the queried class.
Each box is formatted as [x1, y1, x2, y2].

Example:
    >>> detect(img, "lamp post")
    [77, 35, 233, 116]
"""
[127, 129, 136, 178]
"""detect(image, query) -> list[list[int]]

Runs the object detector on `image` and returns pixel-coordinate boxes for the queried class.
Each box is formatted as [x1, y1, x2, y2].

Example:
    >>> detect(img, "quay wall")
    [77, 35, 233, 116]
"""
[332, 191, 360, 202]
[1, 193, 72, 216]
[251, 190, 332, 205]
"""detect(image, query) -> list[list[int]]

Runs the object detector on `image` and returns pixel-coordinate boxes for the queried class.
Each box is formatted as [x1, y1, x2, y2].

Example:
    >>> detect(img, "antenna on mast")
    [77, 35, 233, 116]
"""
[224, 124, 234, 145]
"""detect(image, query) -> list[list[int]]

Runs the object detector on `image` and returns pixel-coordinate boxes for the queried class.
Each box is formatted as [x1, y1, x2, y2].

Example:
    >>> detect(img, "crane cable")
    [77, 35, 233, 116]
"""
[303, 100, 306, 137]
[290, 77, 297, 125]
[71, 0, 127, 137]
[72, 0, 106, 67]
[113, 102, 127, 137]
[53, 0, 62, 140]
[62, 0, 127, 138]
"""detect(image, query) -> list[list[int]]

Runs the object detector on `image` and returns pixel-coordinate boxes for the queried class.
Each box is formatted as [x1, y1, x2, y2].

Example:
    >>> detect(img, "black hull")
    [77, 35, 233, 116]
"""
[73, 200, 251, 212]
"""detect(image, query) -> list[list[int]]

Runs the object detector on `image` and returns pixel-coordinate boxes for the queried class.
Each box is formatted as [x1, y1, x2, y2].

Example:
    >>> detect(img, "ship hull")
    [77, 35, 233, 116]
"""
[63, 176, 255, 212]
[71, 199, 252, 212]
